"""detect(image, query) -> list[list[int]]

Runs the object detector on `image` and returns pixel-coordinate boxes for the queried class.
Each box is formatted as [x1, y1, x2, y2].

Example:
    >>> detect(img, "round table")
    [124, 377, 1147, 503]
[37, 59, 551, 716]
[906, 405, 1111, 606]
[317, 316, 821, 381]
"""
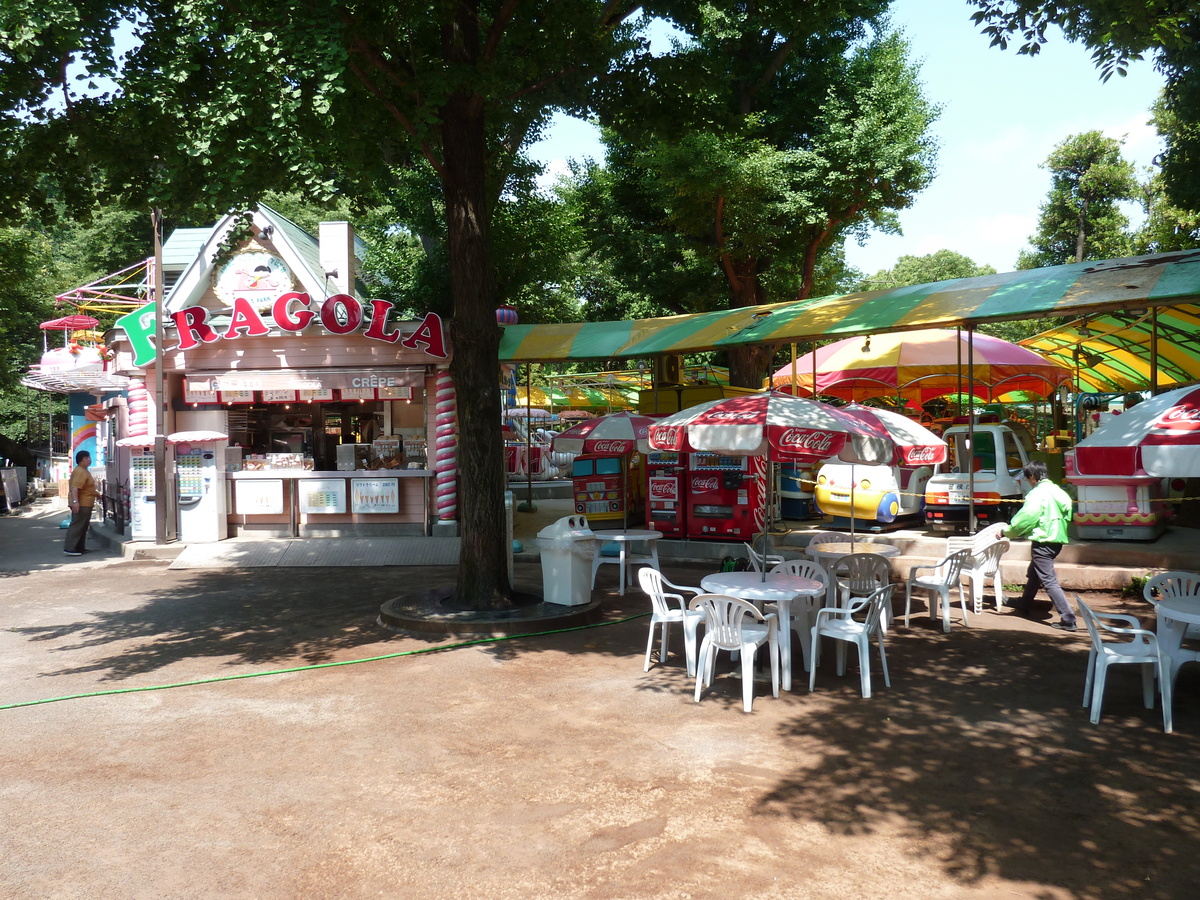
[1155, 595, 1200, 687]
[699, 571, 825, 692]
[591, 529, 662, 596]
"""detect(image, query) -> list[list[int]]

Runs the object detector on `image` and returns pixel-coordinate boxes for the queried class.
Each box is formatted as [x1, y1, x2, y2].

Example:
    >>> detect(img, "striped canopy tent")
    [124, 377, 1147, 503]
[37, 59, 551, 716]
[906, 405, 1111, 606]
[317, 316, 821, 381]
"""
[1020, 305, 1200, 393]
[766, 329, 1072, 403]
[509, 383, 637, 411]
[500, 251, 1200, 370]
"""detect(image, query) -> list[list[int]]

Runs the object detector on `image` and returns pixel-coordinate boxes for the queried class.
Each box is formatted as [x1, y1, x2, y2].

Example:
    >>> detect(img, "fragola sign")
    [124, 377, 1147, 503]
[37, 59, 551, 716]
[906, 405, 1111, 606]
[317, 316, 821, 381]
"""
[116, 292, 449, 368]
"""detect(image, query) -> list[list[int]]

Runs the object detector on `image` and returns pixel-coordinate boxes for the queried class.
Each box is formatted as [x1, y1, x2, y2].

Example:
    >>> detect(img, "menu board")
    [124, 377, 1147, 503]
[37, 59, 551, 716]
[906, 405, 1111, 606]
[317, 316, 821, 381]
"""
[235, 479, 285, 514]
[351, 478, 400, 513]
[299, 478, 346, 514]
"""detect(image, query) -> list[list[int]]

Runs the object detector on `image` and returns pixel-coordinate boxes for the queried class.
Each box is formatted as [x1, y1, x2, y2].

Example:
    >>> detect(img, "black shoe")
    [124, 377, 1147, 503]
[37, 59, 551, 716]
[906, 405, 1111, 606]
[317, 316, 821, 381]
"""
[64, 550, 81, 556]
[1050, 621, 1078, 632]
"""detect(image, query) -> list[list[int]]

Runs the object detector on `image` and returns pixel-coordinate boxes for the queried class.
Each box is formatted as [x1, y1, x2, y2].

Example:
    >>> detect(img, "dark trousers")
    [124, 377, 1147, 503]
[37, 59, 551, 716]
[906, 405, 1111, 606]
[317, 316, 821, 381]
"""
[64, 506, 93, 553]
[1016, 541, 1075, 623]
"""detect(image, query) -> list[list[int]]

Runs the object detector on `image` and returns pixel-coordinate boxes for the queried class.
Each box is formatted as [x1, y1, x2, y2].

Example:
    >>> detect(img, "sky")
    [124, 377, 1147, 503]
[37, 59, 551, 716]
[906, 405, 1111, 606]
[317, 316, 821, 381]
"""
[527, 0, 1166, 279]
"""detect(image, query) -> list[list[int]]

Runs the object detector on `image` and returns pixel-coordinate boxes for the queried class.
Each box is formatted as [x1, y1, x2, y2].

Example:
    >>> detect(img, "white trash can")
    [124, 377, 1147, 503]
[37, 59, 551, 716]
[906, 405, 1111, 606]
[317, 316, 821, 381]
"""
[536, 515, 596, 606]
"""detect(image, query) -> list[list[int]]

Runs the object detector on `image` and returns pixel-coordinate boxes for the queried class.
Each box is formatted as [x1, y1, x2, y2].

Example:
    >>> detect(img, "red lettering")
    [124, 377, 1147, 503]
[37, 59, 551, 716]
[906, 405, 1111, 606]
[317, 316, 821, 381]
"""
[273, 292, 316, 332]
[364, 299, 402, 344]
[222, 297, 271, 339]
[400, 311, 448, 359]
[171, 307, 219, 350]
[320, 294, 362, 335]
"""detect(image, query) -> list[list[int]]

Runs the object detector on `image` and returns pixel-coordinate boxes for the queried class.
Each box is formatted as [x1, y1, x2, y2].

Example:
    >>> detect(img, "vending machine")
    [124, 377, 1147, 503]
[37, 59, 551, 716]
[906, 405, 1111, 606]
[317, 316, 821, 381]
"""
[685, 453, 765, 540]
[570, 453, 643, 524]
[645, 450, 687, 538]
[129, 448, 158, 540]
[176, 444, 228, 542]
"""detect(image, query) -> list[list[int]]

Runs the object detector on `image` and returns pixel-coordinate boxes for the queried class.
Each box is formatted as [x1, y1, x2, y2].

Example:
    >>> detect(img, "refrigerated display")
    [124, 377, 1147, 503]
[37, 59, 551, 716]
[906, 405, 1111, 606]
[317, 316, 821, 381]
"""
[645, 450, 686, 538]
[685, 453, 765, 540]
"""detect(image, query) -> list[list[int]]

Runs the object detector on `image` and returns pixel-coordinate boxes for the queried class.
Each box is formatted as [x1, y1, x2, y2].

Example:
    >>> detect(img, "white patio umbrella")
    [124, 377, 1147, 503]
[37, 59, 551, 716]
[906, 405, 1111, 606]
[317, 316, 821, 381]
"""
[648, 392, 894, 579]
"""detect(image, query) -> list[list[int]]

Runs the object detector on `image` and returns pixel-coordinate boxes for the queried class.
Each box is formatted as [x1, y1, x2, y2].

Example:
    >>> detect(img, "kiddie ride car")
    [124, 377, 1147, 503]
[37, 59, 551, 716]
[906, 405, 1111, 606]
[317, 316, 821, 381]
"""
[923, 418, 1035, 533]
[812, 458, 938, 529]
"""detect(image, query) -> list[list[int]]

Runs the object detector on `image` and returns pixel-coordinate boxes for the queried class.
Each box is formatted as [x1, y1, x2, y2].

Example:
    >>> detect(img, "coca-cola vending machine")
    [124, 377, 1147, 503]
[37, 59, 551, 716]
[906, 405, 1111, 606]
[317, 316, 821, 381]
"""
[645, 450, 687, 537]
[686, 453, 769, 540]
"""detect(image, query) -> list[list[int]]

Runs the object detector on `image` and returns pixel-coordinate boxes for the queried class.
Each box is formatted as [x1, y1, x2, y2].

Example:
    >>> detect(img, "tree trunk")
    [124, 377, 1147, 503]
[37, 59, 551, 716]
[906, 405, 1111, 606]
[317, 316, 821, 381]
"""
[1075, 195, 1088, 263]
[723, 257, 776, 390]
[442, 5, 513, 609]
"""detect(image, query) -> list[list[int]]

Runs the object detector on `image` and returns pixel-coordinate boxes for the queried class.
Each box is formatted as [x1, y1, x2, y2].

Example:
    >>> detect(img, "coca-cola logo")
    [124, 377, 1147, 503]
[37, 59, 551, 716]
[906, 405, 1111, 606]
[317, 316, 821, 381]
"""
[649, 478, 677, 500]
[709, 411, 760, 421]
[906, 446, 939, 463]
[591, 440, 628, 454]
[691, 476, 720, 492]
[650, 424, 684, 449]
[1154, 404, 1200, 432]
[778, 428, 835, 453]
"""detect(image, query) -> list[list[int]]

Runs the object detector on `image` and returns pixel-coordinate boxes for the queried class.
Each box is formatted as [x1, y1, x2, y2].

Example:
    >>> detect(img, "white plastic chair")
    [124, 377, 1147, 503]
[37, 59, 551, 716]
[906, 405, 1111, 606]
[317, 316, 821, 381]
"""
[808, 584, 895, 698]
[768, 558, 830, 672]
[638, 568, 705, 677]
[691, 593, 779, 712]
[1143, 571, 1200, 642]
[743, 540, 785, 573]
[832, 552, 893, 630]
[947, 523, 1009, 613]
[1077, 596, 1172, 733]
[904, 547, 973, 632]
[806, 531, 843, 551]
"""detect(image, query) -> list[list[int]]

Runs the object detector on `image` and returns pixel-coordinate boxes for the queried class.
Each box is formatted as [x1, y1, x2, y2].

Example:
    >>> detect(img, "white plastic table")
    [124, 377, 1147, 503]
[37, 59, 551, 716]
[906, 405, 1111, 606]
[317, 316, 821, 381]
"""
[700, 570, 825, 692]
[591, 529, 662, 596]
[1154, 595, 1200, 687]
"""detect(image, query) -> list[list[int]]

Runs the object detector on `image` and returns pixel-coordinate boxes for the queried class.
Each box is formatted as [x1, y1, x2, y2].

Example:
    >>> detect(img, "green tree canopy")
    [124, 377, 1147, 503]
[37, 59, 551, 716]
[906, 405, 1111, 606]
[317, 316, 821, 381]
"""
[1017, 130, 1138, 268]
[857, 249, 996, 291]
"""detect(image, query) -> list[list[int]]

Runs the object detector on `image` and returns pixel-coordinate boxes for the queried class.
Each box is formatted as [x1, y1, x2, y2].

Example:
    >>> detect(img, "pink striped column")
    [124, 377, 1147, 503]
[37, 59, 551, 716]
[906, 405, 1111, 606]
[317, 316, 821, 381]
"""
[434, 370, 457, 521]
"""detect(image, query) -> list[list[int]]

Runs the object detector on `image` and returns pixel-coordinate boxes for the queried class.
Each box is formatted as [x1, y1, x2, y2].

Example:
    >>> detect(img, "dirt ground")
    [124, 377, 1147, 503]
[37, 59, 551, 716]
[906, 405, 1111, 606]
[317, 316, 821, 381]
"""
[2, 513, 1199, 899]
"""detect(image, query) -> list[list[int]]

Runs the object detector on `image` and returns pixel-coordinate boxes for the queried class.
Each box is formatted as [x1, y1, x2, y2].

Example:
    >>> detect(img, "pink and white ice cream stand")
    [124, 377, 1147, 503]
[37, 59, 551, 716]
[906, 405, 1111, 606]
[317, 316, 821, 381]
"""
[1066, 385, 1200, 540]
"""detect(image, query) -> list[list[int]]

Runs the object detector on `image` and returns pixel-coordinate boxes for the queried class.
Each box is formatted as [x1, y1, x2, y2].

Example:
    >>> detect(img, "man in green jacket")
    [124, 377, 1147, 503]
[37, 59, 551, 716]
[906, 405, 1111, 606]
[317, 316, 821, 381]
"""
[1002, 460, 1077, 630]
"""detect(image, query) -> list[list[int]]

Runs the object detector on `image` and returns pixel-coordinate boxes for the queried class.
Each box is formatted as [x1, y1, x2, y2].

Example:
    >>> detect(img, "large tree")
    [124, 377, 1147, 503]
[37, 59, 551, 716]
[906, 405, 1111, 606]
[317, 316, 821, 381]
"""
[4, 1, 901, 608]
[570, 17, 939, 387]
[1017, 130, 1138, 268]
[857, 249, 995, 291]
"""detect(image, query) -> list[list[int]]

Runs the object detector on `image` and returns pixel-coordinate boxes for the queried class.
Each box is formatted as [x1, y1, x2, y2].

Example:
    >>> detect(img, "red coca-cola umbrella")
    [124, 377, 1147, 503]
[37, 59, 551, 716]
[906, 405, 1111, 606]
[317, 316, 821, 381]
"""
[840, 404, 947, 466]
[552, 411, 656, 529]
[551, 410, 654, 456]
[1072, 384, 1200, 477]
[649, 392, 894, 565]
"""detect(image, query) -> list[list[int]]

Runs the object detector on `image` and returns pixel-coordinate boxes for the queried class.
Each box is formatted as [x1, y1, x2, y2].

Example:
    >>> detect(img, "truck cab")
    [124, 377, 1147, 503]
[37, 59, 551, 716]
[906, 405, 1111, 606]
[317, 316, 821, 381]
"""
[924, 419, 1033, 533]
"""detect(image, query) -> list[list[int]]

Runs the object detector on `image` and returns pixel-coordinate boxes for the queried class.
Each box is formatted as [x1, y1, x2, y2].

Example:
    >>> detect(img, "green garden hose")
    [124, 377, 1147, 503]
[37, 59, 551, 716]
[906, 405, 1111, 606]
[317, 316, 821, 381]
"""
[1, 612, 650, 712]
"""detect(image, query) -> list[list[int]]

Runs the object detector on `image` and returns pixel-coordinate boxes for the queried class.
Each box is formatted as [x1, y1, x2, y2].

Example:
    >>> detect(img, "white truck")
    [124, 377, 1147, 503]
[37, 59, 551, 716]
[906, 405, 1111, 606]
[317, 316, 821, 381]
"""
[923, 419, 1035, 533]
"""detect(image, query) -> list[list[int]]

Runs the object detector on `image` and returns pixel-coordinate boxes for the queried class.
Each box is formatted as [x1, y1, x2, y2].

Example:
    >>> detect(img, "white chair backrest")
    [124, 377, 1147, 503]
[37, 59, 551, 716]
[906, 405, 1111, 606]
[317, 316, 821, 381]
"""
[1143, 571, 1200, 605]
[1077, 597, 1105, 650]
[833, 553, 890, 593]
[861, 584, 896, 633]
[693, 594, 766, 650]
[972, 539, 1010, 575]
[771, 558, 829, 587]
[935, 548, 974, 584]
[744, 542, 783, 573]
[973, 521, 1008, 549]
[638, 567, 673, 617]
[807, 531, 842, 548]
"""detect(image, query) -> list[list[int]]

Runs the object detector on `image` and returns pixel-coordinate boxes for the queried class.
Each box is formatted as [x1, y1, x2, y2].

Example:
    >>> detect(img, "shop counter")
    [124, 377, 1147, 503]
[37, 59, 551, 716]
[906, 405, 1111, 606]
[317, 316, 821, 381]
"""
[229, 469, 433, 537]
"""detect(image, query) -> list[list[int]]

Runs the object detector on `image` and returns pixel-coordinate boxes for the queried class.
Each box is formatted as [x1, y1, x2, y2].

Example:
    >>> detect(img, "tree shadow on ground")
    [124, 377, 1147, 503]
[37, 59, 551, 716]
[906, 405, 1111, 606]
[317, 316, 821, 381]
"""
[756, 608, 1200, 900]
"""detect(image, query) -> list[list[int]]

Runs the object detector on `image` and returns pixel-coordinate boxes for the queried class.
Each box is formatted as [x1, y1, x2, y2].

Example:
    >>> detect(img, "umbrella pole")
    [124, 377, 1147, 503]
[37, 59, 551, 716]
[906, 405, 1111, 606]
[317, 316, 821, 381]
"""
[849, 462, 856, 550]
[762, 443, 771, 583]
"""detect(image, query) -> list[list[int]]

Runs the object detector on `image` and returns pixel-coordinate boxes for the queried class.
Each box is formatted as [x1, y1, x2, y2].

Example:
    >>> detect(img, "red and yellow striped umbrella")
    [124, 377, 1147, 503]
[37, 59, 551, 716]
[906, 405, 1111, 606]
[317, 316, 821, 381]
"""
[770, 329, 1071, 404]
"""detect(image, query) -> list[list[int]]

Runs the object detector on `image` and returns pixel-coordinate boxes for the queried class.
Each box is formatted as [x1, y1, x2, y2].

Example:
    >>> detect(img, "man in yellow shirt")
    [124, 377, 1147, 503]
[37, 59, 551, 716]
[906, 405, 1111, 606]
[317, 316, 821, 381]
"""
[64, 450, 96, 556]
